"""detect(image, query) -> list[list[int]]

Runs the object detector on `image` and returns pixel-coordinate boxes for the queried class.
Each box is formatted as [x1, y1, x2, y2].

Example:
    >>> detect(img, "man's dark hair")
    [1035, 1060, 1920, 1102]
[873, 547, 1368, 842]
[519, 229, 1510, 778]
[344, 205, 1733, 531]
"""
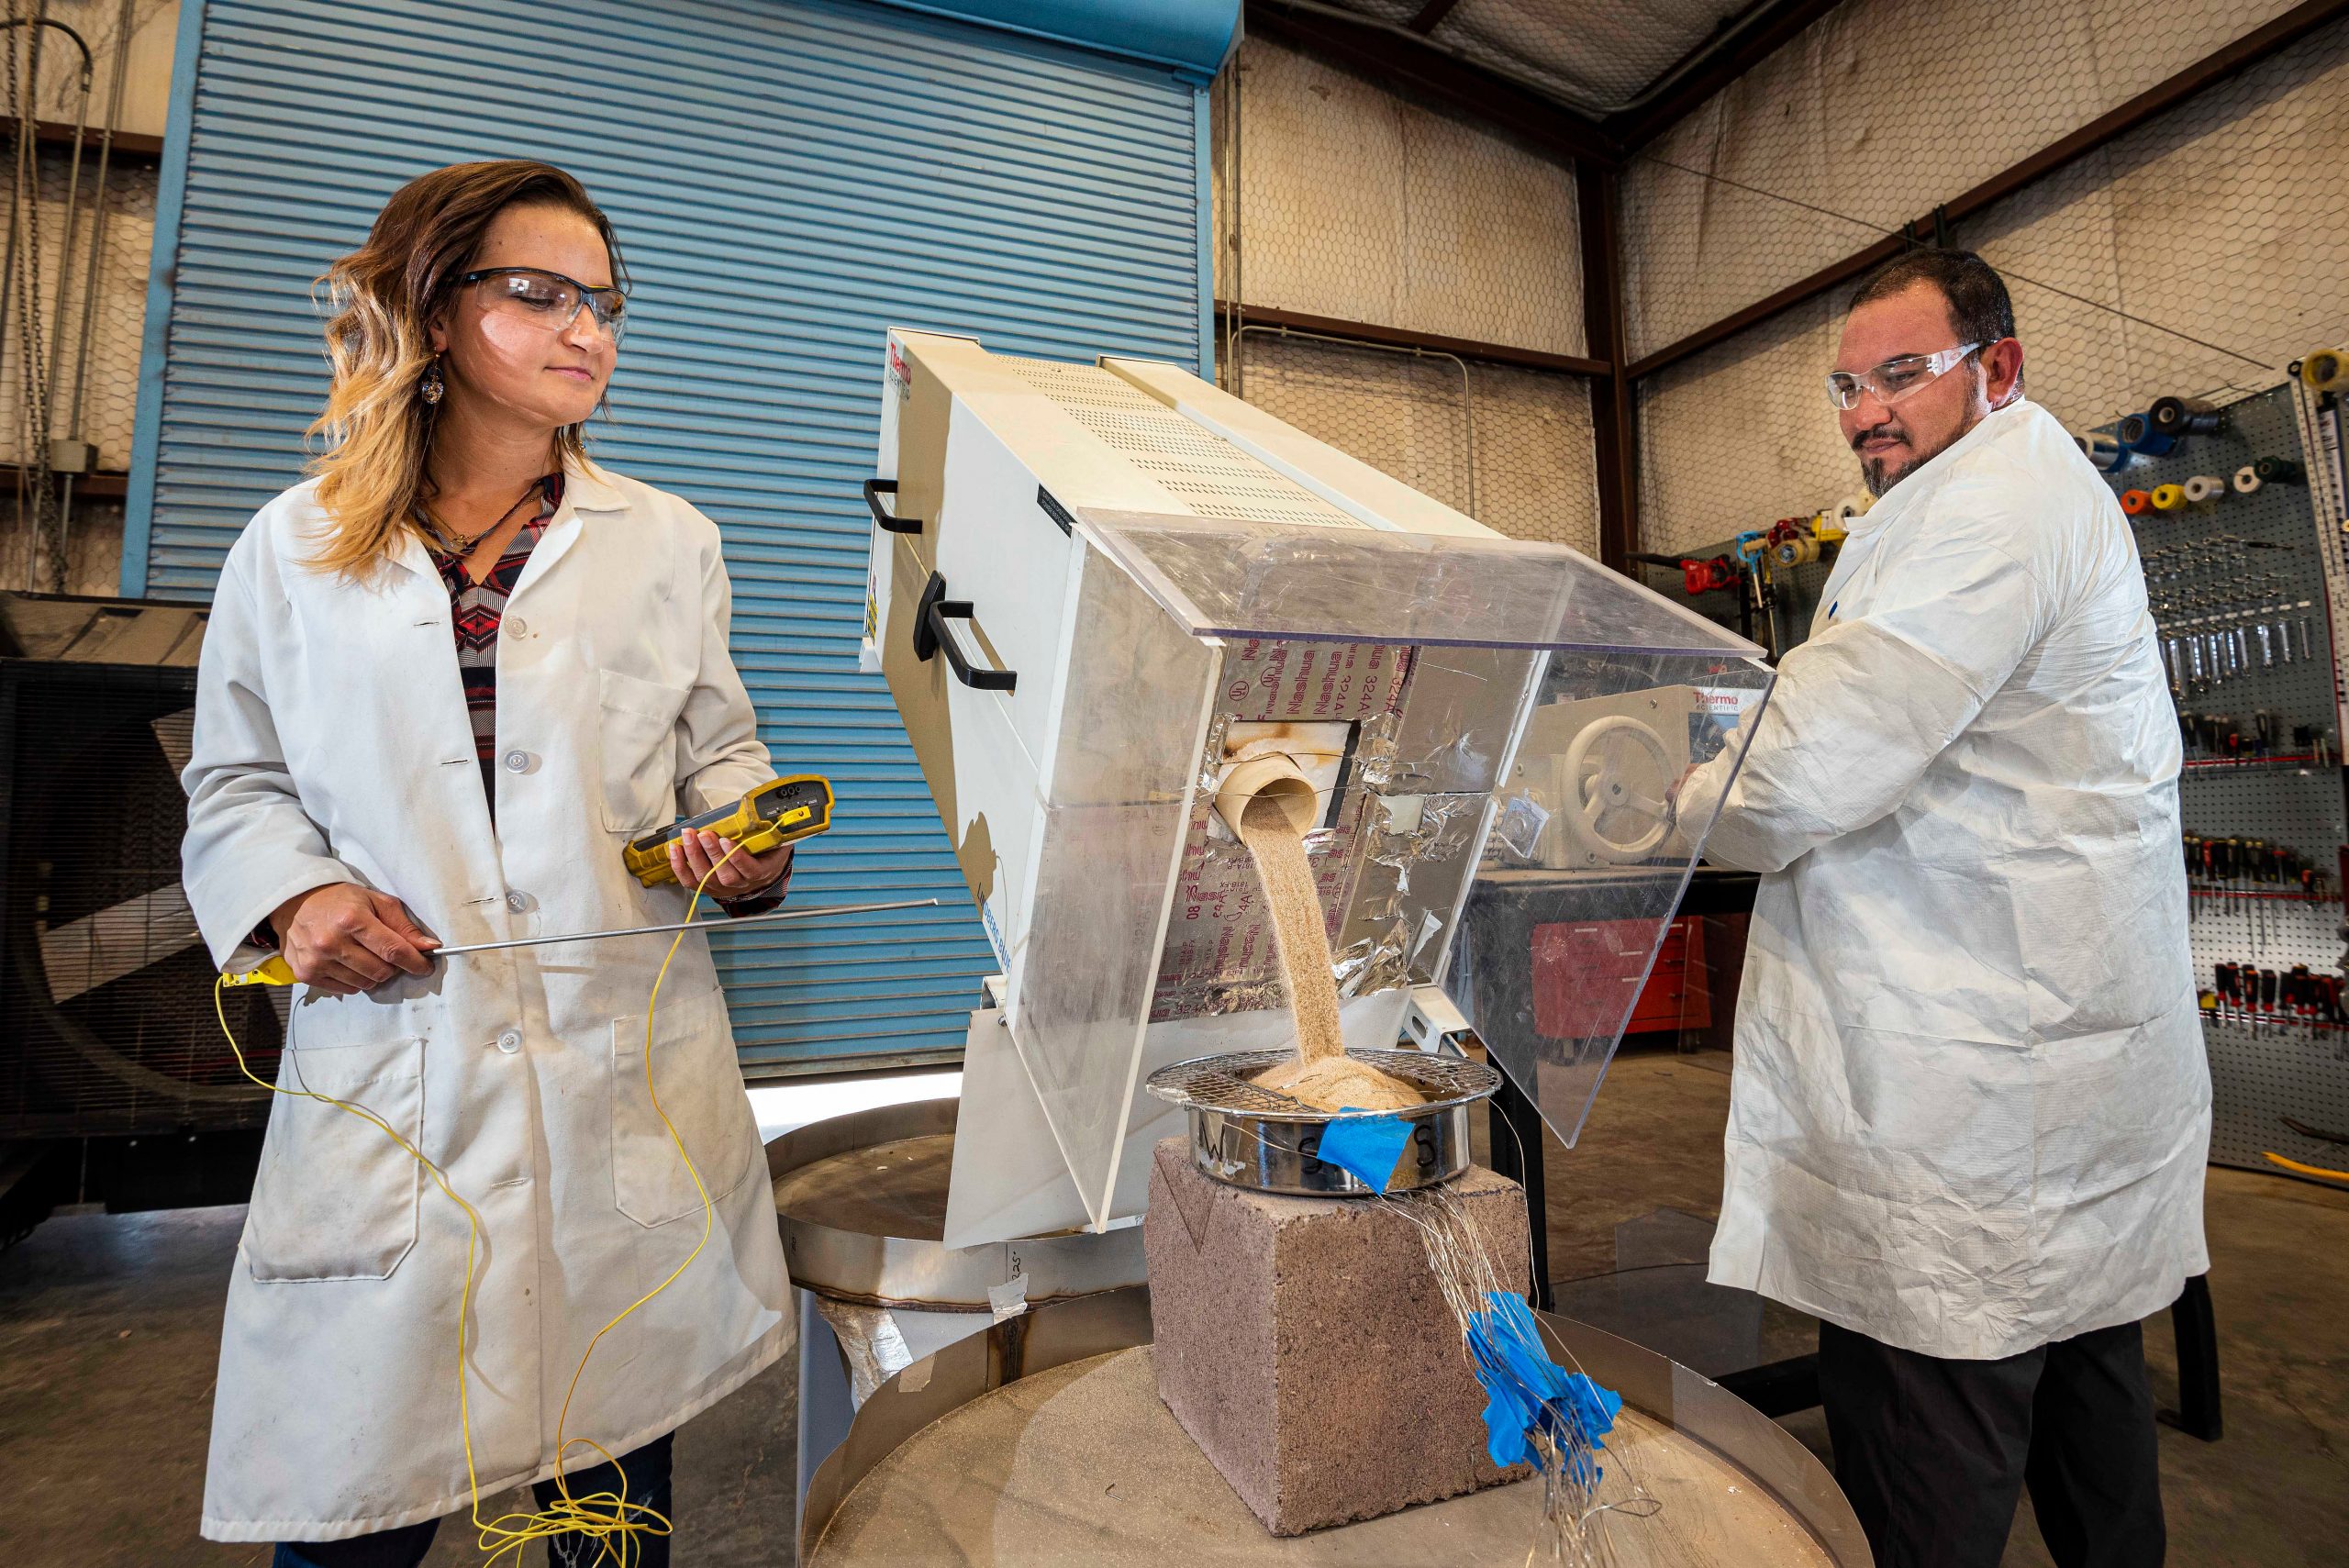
[1849, 248, 2016, 347]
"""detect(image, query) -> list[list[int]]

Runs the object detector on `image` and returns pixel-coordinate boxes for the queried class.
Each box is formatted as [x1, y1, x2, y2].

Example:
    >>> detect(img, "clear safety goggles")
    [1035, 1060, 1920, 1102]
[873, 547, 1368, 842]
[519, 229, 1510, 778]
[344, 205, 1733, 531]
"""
[1824, 342, 1982, 410]
[454, 266, 628, 341]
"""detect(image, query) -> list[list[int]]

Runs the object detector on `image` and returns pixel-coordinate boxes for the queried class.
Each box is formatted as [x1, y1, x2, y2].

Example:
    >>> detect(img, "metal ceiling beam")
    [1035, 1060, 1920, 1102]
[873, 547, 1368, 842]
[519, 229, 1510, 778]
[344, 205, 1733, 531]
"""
[1603, 0, 1850, 151]
[1215, 301, 1610, 375]
[1246, 1, 1621, 164]
[1626, 0, 2349, 382]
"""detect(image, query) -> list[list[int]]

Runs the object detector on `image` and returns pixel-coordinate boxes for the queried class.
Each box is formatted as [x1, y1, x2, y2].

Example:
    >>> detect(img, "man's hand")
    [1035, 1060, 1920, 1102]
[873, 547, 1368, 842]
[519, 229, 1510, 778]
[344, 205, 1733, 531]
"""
[669, 828, 793, 902]
[270, 884, 439, 995]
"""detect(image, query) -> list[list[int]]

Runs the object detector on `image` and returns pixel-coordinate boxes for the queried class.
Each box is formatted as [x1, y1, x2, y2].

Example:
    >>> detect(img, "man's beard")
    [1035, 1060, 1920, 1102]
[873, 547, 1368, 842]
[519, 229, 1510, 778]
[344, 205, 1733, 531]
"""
[1853, 418, 1918, 497]
[1853, 406, 1983, 496]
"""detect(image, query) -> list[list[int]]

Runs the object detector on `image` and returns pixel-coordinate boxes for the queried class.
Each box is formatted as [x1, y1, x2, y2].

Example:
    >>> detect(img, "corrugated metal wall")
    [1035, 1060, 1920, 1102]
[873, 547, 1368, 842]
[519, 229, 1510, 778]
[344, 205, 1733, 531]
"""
[123, 0, 1208, 1073]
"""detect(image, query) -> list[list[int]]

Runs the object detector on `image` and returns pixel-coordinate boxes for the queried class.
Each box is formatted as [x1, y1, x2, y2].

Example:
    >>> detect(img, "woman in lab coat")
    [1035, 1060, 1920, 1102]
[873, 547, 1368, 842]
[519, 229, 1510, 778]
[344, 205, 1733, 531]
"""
[181, 161, 792, 1565]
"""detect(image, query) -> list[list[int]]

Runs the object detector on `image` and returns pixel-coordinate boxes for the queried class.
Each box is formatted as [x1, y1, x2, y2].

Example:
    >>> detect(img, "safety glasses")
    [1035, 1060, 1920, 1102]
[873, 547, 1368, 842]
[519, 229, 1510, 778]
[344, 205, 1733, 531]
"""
[454, 266, 628, 341]
[1824, 342, 1983, 410]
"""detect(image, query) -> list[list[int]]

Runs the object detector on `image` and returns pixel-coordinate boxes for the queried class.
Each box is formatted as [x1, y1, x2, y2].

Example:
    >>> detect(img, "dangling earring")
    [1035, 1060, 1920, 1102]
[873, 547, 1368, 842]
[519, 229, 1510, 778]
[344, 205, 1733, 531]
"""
[420, 357, 444, 406]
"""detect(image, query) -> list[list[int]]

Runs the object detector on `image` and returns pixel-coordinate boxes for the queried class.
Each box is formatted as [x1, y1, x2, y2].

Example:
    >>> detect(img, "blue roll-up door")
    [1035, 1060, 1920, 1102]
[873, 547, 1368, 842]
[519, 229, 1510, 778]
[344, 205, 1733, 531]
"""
[125, 0, 1208, 1074]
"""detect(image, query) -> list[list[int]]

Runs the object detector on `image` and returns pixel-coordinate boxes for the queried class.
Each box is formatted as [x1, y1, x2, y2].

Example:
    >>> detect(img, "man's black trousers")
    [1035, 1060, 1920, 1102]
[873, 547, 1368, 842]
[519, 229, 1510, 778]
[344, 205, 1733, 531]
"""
[1818, 1318, 2165, 1568]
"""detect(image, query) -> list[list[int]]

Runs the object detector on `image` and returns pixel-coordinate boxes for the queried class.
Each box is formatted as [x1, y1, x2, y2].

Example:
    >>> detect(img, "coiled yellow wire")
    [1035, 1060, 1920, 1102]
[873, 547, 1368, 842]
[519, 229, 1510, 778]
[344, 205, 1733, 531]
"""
[213, 851, 740, 1563]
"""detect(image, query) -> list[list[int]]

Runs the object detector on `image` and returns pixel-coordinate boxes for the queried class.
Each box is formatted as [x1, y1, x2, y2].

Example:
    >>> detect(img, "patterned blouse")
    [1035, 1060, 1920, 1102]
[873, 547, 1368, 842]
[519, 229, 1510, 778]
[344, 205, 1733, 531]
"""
[427, 473, 562, 810]
[424, 473, 786, 910]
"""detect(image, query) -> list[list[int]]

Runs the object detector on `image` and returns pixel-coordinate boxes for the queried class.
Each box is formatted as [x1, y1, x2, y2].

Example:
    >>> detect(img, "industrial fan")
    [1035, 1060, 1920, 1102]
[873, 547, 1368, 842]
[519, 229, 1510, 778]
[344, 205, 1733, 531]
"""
[0, 596, 279, 1230]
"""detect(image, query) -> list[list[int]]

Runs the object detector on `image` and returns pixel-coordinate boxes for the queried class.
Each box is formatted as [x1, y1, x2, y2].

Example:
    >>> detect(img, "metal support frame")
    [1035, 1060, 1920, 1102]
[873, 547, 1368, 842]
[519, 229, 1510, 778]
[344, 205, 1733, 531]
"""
[1210, 300, 1606, 376]
[2161, 1273, 2224, 1441]
[1578, 165, 1638, 569]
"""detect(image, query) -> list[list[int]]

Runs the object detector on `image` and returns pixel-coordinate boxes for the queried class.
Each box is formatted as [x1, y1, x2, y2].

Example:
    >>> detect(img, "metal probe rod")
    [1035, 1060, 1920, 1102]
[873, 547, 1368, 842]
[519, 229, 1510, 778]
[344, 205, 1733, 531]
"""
[428, 898, 940, 958]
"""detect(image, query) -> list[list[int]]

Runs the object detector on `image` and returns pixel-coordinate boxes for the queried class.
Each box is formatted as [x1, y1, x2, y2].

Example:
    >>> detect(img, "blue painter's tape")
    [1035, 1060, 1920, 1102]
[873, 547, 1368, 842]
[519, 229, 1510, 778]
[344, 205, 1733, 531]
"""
[1316, 1112, 1414, 1191]
[1464, 1291, 1621, 1479]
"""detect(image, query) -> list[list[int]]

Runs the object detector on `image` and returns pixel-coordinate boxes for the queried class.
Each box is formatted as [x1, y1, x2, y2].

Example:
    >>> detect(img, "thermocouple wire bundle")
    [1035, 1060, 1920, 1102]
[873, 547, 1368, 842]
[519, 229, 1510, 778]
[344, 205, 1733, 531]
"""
[214, 851, 748, 1565]
[1379, 1182, 1660, 1566]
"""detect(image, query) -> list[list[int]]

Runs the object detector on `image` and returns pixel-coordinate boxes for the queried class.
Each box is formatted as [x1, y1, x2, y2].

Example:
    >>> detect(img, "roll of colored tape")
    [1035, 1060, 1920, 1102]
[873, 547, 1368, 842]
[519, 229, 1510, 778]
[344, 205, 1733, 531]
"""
[2118, 413, 2177, 457]
[2183, 474, 2225, 503]
[2150, 396, 2223, 439]
[2151, 484, 2188, 511]
[2233, 465, 2262, 495]
[2076, 429, 2130, 472]
[2121, 488, 2153, 515]
[2254, 455, 2307, 485]
[2302, 349, 2346, 393]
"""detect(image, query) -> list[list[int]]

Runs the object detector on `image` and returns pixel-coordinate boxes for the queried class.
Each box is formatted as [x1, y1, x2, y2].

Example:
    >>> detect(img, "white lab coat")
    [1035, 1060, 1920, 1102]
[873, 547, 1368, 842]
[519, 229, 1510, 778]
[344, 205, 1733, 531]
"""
[1678, 399, 2210, 1361]
[182, 459, 790, 1540]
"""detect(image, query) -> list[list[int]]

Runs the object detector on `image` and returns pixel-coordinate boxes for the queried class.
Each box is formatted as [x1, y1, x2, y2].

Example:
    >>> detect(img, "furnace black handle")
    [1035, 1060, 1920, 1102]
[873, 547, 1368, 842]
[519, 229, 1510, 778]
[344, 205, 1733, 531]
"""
[912, 570, 1017, 692]
[864, 476, 922, 534]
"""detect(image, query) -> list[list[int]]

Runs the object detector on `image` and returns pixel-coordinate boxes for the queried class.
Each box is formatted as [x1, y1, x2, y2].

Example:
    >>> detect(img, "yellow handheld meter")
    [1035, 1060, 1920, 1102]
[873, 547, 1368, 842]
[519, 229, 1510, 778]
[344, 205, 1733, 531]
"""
[623, 773, 835, 888]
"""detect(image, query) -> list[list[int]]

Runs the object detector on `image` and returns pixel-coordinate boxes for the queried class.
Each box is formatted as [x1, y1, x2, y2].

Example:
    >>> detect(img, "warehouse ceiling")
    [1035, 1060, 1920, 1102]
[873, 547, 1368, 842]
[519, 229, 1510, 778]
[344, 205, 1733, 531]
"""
[1279, 0, 1779, 115]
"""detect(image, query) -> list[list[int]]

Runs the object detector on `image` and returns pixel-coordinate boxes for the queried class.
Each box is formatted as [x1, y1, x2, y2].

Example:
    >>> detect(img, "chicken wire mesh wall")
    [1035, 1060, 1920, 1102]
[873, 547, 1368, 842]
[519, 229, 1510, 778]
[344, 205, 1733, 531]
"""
[0, 151, 150, 473]
[2, 0, 171, 595]
[1228, 329, 1598, 549]
[1215, 34, 1586, 352]
[1635, 10, 2349, 555]
[1210, 33, 1598, 550]
[1620, 0, 2310, 360]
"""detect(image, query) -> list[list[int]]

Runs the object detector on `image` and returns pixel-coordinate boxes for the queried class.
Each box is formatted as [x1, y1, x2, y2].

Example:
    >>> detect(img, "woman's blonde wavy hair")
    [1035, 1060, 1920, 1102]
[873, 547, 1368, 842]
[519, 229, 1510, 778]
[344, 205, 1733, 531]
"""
[305, 160, 626, 577]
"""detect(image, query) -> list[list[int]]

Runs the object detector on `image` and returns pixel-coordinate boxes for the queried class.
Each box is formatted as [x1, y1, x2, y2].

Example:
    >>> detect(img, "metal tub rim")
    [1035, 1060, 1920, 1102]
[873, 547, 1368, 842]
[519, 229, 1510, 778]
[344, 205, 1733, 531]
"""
[767, 1096, 1144, 1314]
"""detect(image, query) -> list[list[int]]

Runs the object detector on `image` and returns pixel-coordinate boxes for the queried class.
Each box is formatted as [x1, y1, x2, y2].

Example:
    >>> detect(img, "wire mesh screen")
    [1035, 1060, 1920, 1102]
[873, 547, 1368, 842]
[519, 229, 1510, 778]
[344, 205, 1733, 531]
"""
[0, 662, 280, 1136]
[1635, 17, 2349, 556]
[0, 496, 128, 595]
[0, 146, 155, 471]
[1213, 34, 1586, 356]
[1225, 328, 1599, 552]
[1619, 0, 2306, 359]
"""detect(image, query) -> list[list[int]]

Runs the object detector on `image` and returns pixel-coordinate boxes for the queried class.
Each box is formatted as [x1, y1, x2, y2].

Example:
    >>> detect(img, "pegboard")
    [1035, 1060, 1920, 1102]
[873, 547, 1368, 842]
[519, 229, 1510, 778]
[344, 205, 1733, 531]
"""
[2203, 1018, 2349, 1173]
[1625, 537, 1833, 662]
[2105, 380, 2349, 1183]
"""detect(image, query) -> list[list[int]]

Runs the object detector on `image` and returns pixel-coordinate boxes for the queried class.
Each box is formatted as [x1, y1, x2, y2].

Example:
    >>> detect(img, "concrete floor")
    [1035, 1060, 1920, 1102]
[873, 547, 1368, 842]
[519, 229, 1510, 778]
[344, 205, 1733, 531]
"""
[5, 1044, 2345, 1565]
[0, 1205, 799, 1564]
[1548, 1045, 2349, 1568]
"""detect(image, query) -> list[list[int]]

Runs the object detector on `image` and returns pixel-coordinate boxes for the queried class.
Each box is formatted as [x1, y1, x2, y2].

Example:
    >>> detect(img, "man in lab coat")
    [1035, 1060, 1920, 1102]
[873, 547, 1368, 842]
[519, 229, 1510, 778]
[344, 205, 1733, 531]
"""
[1675, 250, 2207, 1568]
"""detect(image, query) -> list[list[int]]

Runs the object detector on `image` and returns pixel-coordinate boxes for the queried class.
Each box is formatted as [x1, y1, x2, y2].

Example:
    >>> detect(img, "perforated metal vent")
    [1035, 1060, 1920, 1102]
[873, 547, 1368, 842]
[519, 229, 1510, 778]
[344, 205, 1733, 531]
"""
[998, 355, 1367, 529]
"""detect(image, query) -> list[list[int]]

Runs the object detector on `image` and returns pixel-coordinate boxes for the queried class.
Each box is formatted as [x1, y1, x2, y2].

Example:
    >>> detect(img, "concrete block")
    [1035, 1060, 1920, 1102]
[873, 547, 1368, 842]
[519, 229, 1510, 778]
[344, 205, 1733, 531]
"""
[1143, 1138, 1530, 1535]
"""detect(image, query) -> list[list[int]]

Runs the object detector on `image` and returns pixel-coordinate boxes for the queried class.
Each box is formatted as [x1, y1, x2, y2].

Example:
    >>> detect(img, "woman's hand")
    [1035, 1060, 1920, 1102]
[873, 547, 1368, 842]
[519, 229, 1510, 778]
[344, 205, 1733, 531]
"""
[270, 884, 440, 995]
[668, 828, 793, 902]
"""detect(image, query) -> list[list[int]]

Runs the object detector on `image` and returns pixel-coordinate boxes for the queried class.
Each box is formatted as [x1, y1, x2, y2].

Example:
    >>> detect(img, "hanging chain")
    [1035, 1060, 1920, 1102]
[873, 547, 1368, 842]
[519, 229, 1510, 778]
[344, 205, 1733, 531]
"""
[6, 0, 60, 590]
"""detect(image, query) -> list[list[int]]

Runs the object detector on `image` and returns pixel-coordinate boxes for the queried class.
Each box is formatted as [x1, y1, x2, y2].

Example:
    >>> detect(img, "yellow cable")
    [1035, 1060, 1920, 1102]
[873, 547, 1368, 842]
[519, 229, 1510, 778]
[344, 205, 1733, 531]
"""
[2264, 1151, 2349, 1184]
[214, 850, 744, 1564]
